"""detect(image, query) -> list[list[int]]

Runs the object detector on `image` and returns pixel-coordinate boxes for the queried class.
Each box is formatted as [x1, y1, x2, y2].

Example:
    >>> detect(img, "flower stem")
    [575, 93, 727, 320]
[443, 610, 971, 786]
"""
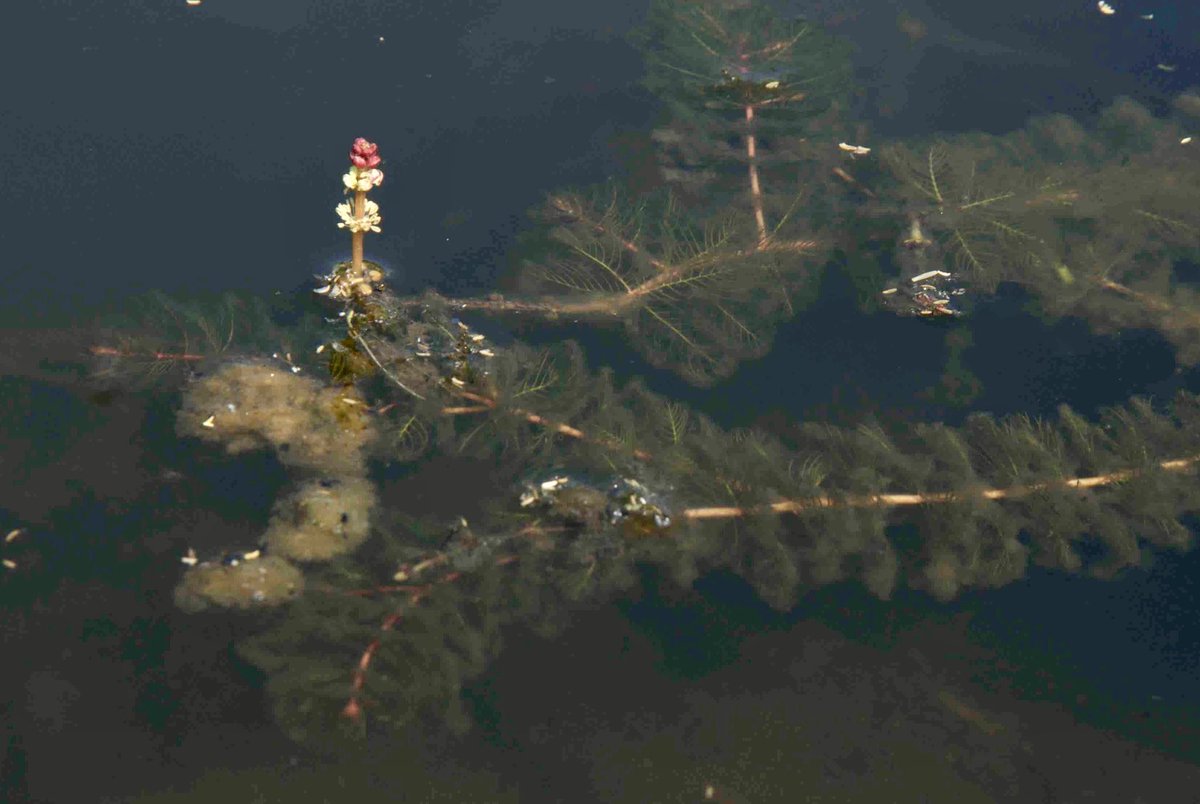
[351, 190, 366, 273]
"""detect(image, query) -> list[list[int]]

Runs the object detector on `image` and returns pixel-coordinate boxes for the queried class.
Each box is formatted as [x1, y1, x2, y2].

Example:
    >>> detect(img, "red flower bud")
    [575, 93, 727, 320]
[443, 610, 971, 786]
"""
[351, 137, 377, 155]
[350, 139, 382, 168]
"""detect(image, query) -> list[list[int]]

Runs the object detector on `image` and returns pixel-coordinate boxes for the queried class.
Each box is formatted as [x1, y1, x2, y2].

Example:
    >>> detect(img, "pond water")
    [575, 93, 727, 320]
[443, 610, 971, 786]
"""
[1, 1, 1198, 801]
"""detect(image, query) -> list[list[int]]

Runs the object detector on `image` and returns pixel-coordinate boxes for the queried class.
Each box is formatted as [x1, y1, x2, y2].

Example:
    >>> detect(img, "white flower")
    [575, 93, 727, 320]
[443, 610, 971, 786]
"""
[335, 199, 382, 233]
[342, 166, 386, 193]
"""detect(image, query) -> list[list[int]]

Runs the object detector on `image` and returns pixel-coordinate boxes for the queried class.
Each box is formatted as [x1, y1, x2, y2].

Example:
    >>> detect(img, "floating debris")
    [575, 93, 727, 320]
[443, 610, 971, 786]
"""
[881, 217, 967, 318]
[518, 474, 673, 537]
[607, 478, 672, 535]
[2, 528, 25, 570]
[541, 476, 570, 492]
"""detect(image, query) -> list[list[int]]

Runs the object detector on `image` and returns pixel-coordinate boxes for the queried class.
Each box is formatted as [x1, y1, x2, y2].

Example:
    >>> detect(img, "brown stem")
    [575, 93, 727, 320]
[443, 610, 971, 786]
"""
[339, 584, 429, 597]
[342, 606, 410, 720]
[351, 189, 365, 273]
[441, 404, 494, 415]
[341, 554, 520, 720]
[744, 104, 768, 246]
[1092, 276, 1200, 329]
[682, 454, 1200, 521]
[89, 345, 206, 361]
[446, 389, 653, 462]
[831, 165, 877, 199]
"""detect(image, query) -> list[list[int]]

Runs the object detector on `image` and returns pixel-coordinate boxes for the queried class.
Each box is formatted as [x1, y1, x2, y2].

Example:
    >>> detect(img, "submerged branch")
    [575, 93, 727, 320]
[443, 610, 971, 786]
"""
[388, 233, 819, 320]
[445, 389, 654, 462]
[683, 454, 1200, 520]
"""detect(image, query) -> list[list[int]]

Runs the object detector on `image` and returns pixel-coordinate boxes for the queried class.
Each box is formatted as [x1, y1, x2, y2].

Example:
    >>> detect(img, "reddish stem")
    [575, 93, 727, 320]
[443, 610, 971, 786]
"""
[341, 554, 520, 720]
[351, 189, 365, 273]
[89, 345, 206, 361]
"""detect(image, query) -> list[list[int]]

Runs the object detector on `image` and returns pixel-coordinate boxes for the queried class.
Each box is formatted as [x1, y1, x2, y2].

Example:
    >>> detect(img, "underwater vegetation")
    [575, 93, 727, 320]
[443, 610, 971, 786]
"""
[24, 0, 1200, 761]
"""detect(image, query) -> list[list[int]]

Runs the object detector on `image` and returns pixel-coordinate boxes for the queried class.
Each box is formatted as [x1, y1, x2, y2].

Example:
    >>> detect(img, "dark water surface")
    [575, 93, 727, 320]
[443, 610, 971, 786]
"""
[2, 1, 1199, 801]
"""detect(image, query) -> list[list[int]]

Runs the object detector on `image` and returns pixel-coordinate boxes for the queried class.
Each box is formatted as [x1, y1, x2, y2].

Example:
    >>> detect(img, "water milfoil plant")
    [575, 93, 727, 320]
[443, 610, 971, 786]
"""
[64, 3, 1195, 755]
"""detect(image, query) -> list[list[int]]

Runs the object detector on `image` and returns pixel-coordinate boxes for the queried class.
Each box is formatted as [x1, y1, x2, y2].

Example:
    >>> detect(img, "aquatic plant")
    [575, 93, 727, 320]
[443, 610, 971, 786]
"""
[392, 0, 855, 385]
[863, 95, 1200, 356]
[76, 0, 1200, 745]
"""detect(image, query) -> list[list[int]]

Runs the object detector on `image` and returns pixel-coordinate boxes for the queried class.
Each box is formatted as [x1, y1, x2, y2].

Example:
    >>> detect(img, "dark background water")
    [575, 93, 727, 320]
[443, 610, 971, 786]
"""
[1, 0, 1199, 801]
